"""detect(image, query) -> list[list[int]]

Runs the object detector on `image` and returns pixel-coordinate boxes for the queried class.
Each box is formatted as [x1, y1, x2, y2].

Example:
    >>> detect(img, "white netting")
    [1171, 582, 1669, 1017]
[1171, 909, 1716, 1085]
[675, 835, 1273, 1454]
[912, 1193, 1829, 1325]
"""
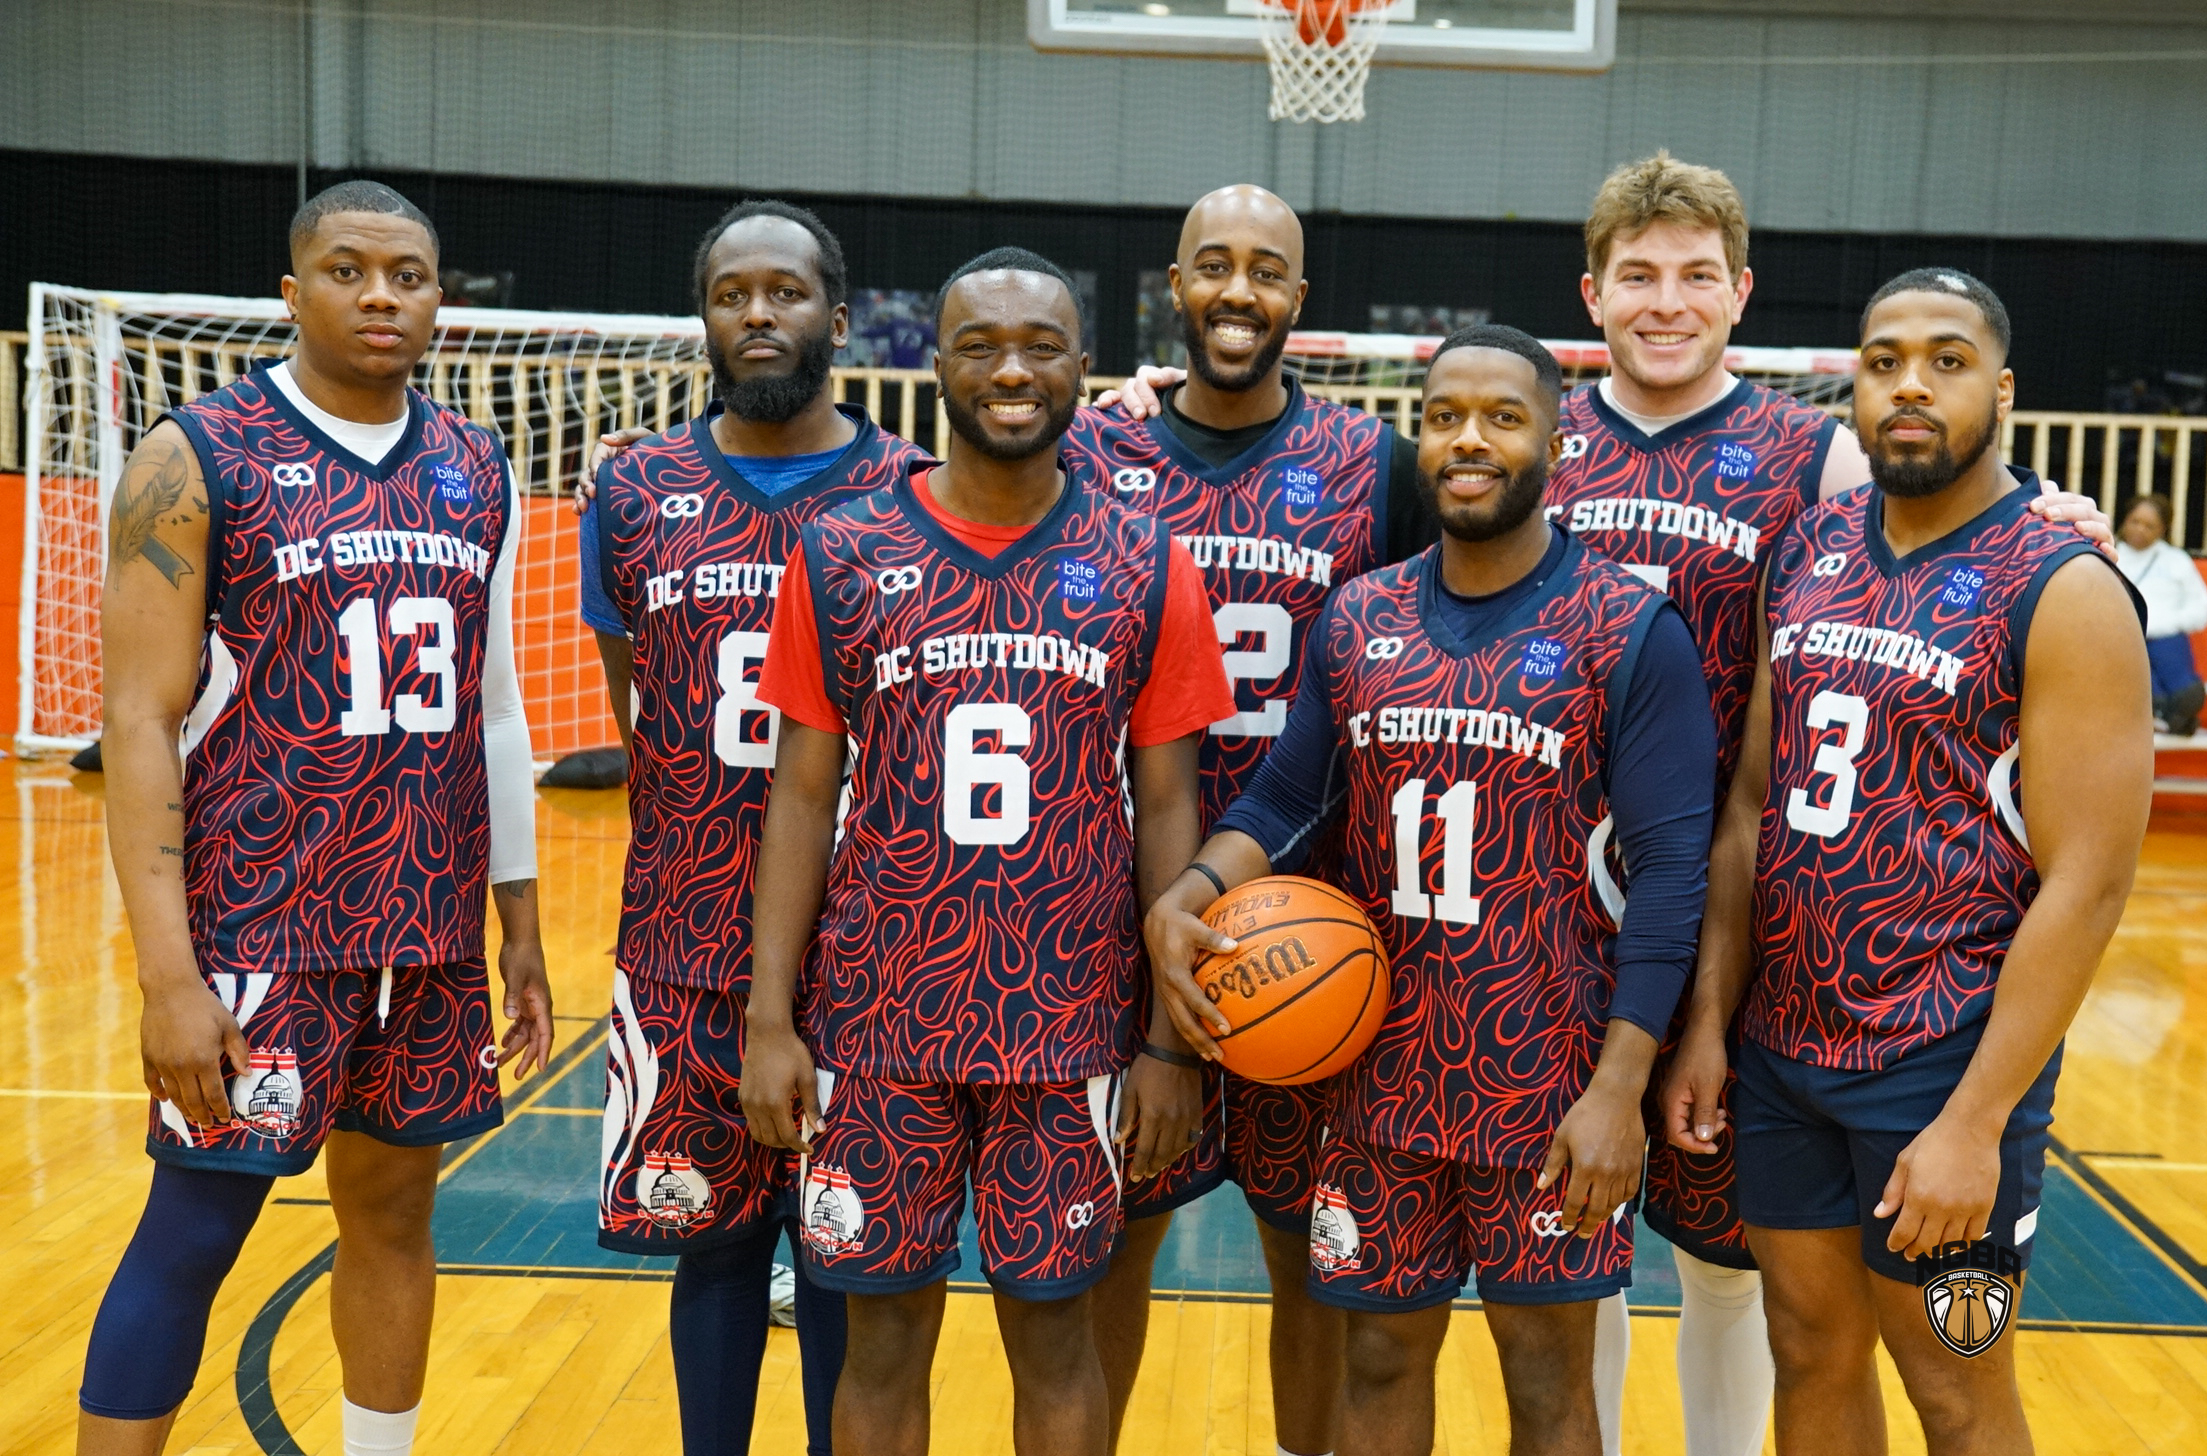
[1256, 0, 1397, 124]
[23, 285, 716, 759]
[1283, 330, 1859, 408]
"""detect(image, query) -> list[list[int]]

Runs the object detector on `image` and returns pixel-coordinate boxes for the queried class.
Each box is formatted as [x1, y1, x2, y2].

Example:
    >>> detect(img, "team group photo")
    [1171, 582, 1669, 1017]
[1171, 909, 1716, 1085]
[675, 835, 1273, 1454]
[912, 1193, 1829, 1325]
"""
[4, 2, 2205, 1454]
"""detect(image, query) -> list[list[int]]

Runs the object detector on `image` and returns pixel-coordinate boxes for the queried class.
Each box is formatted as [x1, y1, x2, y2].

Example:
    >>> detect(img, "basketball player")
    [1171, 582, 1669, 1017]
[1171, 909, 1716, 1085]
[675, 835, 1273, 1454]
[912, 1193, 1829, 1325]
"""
[1147, 327, 1719, 1456]
[579, 201, 920, 1455]
[1061, 183, 1433, 1456]
[1687, 269, 2149, 1453]
[740, 248, 1231, 1454]
[82, 181, 550, 1456]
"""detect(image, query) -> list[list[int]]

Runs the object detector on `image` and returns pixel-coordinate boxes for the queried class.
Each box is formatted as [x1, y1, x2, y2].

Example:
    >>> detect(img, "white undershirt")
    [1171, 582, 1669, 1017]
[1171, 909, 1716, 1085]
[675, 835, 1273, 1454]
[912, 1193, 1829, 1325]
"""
[213, 362, 537, 883]
[1599, 371, 1738, 438]
[268, 361, 411, 465]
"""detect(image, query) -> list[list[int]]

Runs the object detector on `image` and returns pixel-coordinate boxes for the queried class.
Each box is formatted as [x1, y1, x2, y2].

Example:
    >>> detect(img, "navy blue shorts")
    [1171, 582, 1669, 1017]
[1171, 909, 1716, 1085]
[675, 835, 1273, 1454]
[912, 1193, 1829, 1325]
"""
[1733, 1031, 2059, 1283]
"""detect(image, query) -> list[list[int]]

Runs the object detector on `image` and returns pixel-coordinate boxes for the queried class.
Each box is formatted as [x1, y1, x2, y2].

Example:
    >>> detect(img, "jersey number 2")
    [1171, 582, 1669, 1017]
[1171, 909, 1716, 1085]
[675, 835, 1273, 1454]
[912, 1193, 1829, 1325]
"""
[338, 596, 455, 737]
[1211, 601, 1292, 738]
[1390, 777, 1481, 925]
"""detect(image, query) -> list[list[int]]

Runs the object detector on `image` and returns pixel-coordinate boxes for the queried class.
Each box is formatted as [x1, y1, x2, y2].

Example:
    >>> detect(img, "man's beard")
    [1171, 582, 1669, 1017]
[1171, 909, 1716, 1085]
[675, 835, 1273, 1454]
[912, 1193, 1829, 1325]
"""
[708, 323, 837, 425]
[1864, 404, 1996, 499]
[1424, 455, 1550, 544]
[1179, 302, 1293, 393]
[942, 389, 1081, 462]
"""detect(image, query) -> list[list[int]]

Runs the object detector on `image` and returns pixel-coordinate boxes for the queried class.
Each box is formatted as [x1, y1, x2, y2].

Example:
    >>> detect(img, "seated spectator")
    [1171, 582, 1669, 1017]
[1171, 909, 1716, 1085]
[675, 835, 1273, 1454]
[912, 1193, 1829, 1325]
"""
[2117, 493, 2207, 736]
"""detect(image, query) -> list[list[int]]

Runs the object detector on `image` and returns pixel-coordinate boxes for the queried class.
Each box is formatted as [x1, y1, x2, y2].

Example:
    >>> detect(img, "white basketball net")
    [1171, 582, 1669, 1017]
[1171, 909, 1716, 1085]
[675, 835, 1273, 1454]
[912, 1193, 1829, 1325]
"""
[1256, 0, 1397, 124]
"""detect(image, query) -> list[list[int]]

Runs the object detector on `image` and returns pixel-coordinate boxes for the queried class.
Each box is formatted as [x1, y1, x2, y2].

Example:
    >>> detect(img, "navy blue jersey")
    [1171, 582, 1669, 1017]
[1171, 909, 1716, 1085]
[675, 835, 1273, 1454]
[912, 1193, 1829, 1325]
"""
[795, 465, 1171, 1083]
[595, 405, 929, 993]
[1315, 538, 1667, 1166]
[1744, 476, 2128, 1070]
[167, 365, 514, 976]
[1061, 381, 1389, 828]
[1546, 381, 1838, 792]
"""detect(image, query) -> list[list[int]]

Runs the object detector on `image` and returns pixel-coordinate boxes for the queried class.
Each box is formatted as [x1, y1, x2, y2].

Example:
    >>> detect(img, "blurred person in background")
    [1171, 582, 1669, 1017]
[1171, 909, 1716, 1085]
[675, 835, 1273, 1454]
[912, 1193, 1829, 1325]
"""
[2116, 493, 2207, 736]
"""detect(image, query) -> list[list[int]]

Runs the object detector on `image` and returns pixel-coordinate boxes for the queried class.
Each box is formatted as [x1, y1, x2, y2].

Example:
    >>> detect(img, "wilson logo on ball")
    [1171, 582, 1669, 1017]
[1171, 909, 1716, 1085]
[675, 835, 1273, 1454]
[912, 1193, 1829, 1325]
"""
[1190, 875, 1389, 1086]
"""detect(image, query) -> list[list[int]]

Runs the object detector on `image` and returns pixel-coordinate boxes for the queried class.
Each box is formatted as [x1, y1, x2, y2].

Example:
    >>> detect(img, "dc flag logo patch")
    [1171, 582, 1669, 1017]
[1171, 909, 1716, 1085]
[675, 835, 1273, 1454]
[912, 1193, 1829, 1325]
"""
[1716, 442, 1757, 480]
[1281, 466, 1322, 508]
[1309, 1184, 1361, 1272]
[1519, 638, 1565, 680]
[432, 462, 472, 504]
[230, 1049, 302, 1135]
[1060, 558, 1099, 602]
[801, 1165, 866, 1255]
[637, 1151, 713, 1228]
[1943, 566, 1987, 610]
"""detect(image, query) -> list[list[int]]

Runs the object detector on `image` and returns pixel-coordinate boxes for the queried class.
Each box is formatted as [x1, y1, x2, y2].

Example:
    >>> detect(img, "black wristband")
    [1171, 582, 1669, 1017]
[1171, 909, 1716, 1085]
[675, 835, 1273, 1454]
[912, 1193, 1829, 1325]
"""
[1187, 861, 1227, 898]
[1141, 1040, 1204, 1070]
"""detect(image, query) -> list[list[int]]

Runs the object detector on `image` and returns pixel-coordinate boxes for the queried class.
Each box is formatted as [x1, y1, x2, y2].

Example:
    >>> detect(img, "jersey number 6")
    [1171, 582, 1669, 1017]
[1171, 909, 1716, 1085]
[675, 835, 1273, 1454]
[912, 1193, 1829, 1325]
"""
[945, 703, 1032, 846]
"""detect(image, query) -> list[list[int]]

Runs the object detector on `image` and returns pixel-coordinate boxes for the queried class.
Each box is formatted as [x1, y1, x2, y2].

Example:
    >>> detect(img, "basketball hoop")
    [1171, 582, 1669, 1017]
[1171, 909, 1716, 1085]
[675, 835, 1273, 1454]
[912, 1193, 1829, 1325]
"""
[1254, 0, 1398, 124]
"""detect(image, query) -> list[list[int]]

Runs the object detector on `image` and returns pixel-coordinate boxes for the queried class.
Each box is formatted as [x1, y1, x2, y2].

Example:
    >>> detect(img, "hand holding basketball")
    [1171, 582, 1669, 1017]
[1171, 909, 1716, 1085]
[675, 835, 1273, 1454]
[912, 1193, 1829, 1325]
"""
[1143, 872, 1240, 1060]
[1187, 877, 1388, 1086]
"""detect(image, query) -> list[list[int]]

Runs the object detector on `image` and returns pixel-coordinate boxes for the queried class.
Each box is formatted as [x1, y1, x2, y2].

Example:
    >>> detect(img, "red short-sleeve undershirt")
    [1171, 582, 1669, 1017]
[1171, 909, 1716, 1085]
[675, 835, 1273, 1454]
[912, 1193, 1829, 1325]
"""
[757, 469, 1230, 746]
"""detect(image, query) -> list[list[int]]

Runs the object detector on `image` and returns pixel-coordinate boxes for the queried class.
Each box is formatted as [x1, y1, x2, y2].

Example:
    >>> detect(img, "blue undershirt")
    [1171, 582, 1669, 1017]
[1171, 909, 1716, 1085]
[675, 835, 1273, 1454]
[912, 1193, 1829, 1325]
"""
[579, 446, 846, 635]
[1213, 527, 1716, 1039]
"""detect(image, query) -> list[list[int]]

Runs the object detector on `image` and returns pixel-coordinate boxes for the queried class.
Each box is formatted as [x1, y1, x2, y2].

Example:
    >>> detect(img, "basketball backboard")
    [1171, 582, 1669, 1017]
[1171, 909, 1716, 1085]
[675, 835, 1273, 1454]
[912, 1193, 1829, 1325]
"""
[1027, 0, 1615, 71]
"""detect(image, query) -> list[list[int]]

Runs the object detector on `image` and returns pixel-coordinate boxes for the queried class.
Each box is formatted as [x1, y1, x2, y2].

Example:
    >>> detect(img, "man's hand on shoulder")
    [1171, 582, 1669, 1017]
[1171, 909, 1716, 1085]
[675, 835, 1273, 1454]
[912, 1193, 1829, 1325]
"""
[1089, 365, 1185, 421]
[574, 427, 652, 514]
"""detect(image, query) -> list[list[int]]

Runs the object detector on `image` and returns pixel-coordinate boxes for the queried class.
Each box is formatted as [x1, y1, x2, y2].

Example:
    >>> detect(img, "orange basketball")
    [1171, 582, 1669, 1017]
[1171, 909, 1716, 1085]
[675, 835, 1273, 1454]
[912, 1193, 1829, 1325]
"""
[1190, 875, 1388, 1085]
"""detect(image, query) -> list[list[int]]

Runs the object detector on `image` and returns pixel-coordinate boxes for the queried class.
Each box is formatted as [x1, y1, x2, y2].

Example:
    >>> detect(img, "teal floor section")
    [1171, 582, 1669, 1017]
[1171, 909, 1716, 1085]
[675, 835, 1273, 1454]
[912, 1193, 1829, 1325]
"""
[429, 1030, 2207, 1331]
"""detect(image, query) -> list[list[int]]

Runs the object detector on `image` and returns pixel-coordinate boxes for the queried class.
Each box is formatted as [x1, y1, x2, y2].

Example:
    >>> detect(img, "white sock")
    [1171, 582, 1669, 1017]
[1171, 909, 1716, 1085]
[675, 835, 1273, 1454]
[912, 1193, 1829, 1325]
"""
[343, 1396, 421, 1456]
[1591, 1290, 1630, 1456]
[1672, 1247, 1773, 1456]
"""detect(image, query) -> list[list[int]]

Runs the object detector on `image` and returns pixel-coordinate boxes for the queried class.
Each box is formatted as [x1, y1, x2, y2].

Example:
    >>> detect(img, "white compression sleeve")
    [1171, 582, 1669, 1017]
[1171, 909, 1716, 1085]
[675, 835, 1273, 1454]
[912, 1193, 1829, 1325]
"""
[1672, 1246, 1772, 1456]
[1592, 1289, 1629, 1456]
[483, 468, 537, 884]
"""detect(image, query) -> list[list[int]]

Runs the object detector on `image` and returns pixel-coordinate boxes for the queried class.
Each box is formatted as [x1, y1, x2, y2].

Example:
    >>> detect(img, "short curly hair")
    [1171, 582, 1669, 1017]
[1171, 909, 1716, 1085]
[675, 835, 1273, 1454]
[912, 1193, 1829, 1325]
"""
[1584, 151, 1748, 285]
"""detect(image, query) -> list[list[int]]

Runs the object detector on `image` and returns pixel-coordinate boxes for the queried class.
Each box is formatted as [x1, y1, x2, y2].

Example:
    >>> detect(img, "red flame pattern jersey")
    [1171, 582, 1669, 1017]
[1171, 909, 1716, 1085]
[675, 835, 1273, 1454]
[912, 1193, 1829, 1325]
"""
[1322, 537, 1665, 1165]
[792, 466, 1172, 1083]
[1743, 478, 2126, 1070]
[1061, 382, 1389, 826]
[594, 406, 928, 992]
[166, 366, 514, 976]
[1545, 380, 1837, 793]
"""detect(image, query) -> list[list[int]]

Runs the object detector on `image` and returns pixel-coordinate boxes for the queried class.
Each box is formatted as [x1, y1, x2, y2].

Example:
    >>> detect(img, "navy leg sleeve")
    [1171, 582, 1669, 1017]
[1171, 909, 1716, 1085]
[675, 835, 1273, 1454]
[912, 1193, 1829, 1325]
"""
[80, 1163, 274, 1420]
[789, 1221, 848, 1456]
[669, 1222, 779, 1454]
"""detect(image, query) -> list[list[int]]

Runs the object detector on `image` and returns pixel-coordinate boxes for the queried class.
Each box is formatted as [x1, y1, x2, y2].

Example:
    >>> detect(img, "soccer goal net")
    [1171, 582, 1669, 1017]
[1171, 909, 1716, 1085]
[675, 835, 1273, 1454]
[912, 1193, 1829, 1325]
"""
[21, 285, 1852, 763]
[23, 284, 730, 759]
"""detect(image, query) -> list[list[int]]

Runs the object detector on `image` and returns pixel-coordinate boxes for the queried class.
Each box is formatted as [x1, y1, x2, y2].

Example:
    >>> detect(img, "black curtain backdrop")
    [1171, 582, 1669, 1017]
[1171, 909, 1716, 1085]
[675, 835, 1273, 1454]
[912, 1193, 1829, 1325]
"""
[9, 148, 2206, 411]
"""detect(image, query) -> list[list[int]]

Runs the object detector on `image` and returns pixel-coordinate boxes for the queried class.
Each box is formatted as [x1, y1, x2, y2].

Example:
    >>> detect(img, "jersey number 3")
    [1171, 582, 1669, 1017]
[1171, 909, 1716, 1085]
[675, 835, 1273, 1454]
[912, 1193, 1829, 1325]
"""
[1785, 690, 1869, 838]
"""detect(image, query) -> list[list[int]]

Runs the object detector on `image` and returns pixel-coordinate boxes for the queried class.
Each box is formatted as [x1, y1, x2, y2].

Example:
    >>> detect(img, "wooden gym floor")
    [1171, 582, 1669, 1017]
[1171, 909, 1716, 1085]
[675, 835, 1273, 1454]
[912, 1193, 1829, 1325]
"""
[6, 761, 2207, 1454]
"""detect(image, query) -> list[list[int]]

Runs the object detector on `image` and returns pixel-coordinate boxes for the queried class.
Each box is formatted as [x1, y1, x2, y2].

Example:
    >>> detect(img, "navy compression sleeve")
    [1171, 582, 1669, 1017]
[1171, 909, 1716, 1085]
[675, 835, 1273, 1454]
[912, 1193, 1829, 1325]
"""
[1213, 620, 1344, 872]
[1604, 603, 1717, 1039]
[578, 492, 627, 636]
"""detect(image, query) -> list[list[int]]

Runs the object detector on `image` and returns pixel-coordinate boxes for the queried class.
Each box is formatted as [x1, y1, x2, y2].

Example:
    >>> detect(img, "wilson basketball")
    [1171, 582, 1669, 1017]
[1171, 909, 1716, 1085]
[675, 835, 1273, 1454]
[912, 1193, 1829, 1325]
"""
[1190, 876, 1388, 1085]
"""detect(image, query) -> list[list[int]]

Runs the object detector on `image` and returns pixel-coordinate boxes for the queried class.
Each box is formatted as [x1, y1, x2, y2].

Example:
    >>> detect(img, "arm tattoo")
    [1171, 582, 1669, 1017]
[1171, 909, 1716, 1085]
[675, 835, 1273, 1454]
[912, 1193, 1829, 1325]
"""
[109, 438, 197, 588]
[493, 879, 535, 901]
